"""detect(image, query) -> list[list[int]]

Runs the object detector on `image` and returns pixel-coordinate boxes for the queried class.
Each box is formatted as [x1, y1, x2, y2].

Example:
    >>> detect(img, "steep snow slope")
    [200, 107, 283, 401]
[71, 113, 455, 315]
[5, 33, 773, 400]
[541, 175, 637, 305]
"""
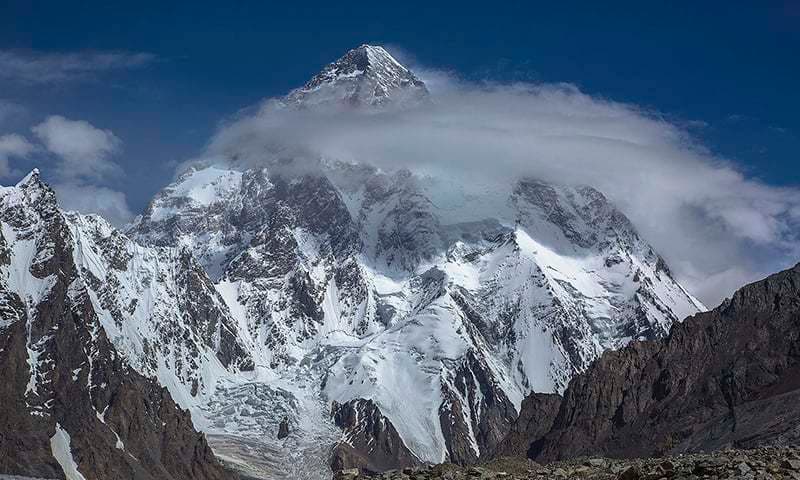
[65, 212, 253, 410]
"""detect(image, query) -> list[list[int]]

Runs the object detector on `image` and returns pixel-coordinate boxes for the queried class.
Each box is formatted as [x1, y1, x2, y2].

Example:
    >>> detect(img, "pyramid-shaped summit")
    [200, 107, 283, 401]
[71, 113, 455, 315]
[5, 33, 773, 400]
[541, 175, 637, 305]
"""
[286, 44, 429, 107]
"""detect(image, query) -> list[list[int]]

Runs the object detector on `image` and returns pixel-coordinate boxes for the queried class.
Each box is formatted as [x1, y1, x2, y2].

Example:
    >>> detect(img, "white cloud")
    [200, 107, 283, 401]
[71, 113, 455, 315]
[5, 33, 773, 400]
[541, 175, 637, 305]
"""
[32, 115, 122, 181]
[197, 78, 800, 306]
[52, 183, 133, 228]
[0, 50, 156, 84]
[0, 133, 35, 178]
[28, 115, 133, 227]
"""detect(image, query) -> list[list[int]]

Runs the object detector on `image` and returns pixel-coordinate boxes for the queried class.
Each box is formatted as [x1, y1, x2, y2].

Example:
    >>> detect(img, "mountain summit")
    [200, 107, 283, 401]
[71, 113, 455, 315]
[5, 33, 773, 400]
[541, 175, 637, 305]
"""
[286, 44, 429, 107]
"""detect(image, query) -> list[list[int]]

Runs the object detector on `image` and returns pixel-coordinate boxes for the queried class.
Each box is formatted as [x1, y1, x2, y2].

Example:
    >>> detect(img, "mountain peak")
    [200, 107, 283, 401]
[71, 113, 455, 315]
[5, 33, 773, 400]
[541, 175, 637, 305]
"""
[286, 44, 429, 107]
[16, 168, 41, 188]
[344, 44, 404, 70]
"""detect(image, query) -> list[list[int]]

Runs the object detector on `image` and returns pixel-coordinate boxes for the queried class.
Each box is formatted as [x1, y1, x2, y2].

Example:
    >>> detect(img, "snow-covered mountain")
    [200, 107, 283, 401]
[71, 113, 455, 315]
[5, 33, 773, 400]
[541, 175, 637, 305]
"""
[0, 171, 234, 479]
[122, 44, 704, 477]
[0, 45, 705, 479]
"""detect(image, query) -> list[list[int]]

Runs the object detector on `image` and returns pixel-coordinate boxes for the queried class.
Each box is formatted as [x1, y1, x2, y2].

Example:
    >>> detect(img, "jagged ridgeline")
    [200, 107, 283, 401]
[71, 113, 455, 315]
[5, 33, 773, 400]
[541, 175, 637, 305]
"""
[2, 46, 704, 479]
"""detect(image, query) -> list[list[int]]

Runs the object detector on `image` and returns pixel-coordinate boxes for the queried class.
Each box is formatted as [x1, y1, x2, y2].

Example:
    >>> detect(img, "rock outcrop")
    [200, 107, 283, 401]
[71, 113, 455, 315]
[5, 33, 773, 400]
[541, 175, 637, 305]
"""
[330, 399, 421, 474]
[498, 263, 800, 462]
[485, 393, 561, 459]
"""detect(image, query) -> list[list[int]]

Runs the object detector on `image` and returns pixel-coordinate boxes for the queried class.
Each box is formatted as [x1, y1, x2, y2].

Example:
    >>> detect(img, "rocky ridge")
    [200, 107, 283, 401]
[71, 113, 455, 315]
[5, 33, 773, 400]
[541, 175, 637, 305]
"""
[510, 262, 800, 462]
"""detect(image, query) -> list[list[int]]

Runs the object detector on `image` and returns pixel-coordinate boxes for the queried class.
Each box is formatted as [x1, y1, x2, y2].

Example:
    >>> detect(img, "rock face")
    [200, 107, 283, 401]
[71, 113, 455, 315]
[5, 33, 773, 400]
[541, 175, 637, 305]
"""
[438, 350, 518, 465]
[330, 399, 421, 473]
[486, 393, 561, 459]
[277, 417, 289, 439]
[0, 172, 233, 479]
[500, 263, 800, 462]
[65, 212, 253, 410]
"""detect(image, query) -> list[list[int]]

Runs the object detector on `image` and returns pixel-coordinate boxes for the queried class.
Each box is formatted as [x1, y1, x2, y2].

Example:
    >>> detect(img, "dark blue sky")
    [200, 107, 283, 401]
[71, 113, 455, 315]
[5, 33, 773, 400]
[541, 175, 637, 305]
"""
[1, 0, 798, 213]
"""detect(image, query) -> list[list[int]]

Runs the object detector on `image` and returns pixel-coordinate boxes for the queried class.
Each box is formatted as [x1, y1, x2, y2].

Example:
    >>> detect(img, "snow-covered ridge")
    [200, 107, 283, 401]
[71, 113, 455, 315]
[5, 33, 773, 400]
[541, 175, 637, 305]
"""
[66, 211, 253, 410]
[0, 170, 236, 480]
[1, 171, 253, 415]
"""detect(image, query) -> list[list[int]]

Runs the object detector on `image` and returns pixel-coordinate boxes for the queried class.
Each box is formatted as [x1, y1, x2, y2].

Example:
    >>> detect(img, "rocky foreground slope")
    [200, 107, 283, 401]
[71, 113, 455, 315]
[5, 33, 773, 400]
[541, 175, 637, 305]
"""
[339, 447, 800, 480]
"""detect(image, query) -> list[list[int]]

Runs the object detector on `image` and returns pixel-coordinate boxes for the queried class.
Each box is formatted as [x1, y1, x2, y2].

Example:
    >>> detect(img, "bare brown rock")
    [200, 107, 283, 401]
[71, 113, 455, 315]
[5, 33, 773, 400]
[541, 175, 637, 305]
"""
[330, 399, 421, 474]
[504, 263, 800, 463]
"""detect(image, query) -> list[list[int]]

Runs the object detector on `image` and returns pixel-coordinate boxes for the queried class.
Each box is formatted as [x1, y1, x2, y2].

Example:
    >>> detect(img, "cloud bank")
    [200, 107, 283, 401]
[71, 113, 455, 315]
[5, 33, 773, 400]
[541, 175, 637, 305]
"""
[194, 77, 800, 306]
[0, 50, 156, 84]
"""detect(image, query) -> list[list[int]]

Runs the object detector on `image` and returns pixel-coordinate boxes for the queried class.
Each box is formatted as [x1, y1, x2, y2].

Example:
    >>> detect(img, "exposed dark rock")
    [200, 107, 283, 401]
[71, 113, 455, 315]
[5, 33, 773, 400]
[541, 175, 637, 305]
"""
[175, 249, 252, 371]
[485, 393, 561, 460]
[277, 417, 289, 439]
[503, 263, 800, 463]
[330, 399, 421, 474]
[439, 350, 518, 464]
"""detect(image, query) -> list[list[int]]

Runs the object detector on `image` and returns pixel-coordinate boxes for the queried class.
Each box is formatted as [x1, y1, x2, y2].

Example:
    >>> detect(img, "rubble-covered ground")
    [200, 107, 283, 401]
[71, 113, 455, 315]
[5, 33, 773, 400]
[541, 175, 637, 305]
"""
[337, 447, 800, 480]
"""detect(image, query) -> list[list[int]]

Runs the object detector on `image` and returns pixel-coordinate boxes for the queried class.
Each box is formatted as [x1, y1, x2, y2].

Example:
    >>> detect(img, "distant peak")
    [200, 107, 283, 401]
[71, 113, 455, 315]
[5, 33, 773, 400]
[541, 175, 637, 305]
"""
[286, 44, 428, 107]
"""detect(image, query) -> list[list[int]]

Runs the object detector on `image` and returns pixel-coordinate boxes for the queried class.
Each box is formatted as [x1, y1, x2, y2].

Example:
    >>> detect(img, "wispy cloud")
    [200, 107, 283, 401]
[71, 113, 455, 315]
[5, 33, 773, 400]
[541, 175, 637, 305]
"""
[0, 50, 156, 84]
[29, 115, 132, 226]
[51, 182, 133, 228]
[32, 115, 122, 181]
[0, 99, 26, 126]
